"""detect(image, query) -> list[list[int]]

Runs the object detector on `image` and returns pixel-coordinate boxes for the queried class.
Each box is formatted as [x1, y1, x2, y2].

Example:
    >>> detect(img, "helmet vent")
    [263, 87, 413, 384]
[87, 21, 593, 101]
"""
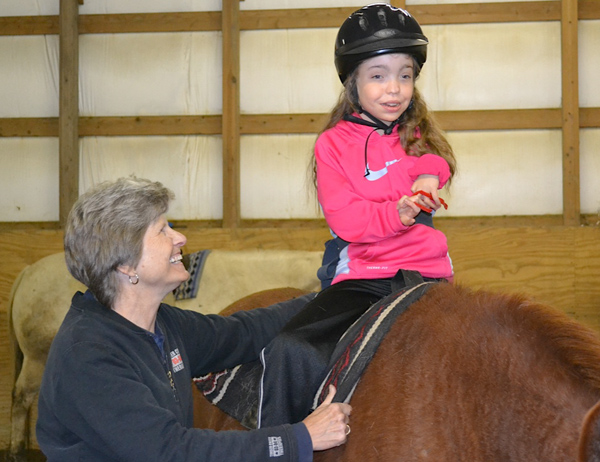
[374, 28, 398, 38]
[359, 16, 369, 31]
[377, 9, 388, 27]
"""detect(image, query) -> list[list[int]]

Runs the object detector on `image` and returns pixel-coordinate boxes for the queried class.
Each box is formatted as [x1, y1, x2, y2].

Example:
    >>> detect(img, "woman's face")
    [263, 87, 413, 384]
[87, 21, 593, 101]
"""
[356, 53, 415, 125]
[135, 214, 189, 296]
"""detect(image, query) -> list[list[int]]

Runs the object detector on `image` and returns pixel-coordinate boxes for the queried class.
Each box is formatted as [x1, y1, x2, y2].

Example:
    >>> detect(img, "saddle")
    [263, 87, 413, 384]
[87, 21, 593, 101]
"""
[194, 272, 436, 429]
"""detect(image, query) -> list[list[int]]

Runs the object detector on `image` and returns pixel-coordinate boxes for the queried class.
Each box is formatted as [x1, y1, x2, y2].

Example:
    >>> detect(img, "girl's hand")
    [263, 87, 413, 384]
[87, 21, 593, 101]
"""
[397, 195, 421, 226]
[411, 174, 441, 211]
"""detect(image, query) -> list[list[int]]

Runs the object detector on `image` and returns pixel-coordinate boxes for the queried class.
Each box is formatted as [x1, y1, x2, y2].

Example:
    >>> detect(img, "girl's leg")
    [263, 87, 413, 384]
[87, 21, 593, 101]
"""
[258, 281, 383, 427]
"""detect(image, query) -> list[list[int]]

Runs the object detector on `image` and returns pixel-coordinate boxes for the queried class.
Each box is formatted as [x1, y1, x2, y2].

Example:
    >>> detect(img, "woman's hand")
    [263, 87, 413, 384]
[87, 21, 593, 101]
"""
[411, 174, 441, 212]
[303, 385, 352, 451]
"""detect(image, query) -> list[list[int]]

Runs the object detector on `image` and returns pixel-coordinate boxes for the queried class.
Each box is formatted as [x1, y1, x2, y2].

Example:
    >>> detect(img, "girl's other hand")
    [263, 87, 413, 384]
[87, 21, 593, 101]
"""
[397, 195, 421, 226]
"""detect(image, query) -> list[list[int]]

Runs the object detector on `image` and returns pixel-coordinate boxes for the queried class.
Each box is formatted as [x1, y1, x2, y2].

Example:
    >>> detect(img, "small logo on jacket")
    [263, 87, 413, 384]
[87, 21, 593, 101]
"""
[170, 349, 184, 373]
[364, 158, 401, 181]
[268, 436, 284, 457]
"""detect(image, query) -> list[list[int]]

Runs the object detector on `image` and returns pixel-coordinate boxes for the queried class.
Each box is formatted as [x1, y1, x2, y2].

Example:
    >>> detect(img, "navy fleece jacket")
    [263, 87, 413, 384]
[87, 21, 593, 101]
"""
[36, 290, 314, 462]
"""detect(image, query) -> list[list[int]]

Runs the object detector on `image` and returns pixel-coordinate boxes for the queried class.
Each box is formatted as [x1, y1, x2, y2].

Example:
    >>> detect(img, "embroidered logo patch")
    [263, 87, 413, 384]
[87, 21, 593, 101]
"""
[268, 436, 284, 457]
[170, 348, 184, 373]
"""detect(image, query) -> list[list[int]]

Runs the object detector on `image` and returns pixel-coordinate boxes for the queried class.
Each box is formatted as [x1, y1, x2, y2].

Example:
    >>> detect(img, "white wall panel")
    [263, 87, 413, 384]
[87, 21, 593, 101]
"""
[241, 22, 561, 115]
[408, 0, 538, 3]
[240, 29, 341, 114]
[80, 136, 223, 219]
[419, 22, 561, 111]
[241, 0, 379, 10]
[3, 0, 545, 15]
[0, 138, 58, 221]
[0, 36, 58, 117]
[581, 129, 600, 215]
[580, 21, 600, 108]
[443, 130, 563, 216]
[80, 32, 221, 116]
[240, 135, 318, 219]
[0, 0, 59, 16]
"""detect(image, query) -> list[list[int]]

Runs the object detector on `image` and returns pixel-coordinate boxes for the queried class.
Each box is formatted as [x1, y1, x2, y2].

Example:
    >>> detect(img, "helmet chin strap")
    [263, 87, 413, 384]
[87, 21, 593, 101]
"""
[342, 110, 401, 135]
[342, 110, 404, 177]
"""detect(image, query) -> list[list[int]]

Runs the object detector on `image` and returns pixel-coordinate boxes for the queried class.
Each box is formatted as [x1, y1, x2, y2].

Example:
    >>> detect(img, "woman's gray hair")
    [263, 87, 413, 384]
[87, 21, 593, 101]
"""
[64, 176, 174, 309]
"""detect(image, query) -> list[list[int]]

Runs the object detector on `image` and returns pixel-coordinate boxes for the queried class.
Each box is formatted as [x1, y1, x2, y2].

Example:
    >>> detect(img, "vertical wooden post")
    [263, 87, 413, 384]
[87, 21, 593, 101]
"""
[222, 0, 241, 228]
[59, 0, 80, 226]
[561, 0, 580, 226]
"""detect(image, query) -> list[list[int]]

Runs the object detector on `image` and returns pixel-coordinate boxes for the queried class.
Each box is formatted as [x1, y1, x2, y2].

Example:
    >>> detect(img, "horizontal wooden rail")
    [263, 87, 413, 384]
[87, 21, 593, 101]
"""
[1, 1, 599, 36]
[2, 214, 599, 232]
[3, 108, 600, 137]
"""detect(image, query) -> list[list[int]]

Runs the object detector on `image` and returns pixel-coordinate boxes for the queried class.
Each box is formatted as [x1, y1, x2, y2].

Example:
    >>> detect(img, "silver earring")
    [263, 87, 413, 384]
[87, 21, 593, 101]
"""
[128, 273, 139, 285]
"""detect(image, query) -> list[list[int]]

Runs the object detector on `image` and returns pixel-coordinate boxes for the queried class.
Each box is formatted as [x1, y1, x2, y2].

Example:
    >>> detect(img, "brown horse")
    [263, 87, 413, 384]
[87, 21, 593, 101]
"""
[193, 283, 600, 462]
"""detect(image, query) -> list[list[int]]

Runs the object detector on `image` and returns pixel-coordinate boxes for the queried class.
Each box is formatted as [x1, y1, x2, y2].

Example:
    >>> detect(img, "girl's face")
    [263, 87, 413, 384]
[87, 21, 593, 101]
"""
[356, 53, 415, 125]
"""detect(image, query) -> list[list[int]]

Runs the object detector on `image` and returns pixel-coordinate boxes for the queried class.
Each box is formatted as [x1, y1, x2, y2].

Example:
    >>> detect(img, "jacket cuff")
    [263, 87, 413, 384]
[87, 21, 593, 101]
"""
[407, 154, 451, 187]
[293, 423, 313, 462]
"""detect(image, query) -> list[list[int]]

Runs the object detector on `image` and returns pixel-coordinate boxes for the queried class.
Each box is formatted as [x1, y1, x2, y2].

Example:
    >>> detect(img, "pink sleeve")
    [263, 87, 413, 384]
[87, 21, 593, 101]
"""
[315, 141, 408, 244]
[407, 154, 451, 188]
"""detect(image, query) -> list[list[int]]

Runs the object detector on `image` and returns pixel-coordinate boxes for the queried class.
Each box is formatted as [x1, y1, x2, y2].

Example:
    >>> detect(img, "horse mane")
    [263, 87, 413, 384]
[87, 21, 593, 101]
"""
[505, 294, 600, 390]
[445, 284, 600, 392]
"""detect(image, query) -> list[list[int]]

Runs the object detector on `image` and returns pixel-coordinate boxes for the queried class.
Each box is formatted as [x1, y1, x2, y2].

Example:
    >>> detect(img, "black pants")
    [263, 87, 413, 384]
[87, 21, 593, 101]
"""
[258, 270, 433, 427]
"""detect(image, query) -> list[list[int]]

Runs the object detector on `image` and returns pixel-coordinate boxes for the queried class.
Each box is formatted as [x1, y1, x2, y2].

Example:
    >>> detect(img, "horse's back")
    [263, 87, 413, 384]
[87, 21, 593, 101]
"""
[317, 283, 600, 462]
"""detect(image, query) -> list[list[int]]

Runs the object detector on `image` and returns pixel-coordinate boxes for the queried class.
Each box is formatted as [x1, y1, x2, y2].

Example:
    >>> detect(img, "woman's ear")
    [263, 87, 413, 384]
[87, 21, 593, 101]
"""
[116, 264, 136, 278]
[117, 265, 140, 285]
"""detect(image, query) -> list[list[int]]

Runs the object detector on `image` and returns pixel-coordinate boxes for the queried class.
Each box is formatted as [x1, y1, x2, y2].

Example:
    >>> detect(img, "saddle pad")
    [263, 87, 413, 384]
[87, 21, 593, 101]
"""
[194, 353, 263, 428]
[194, 281, 435, 428]
[173, 249, 211, 301]
[313, 281, 434, 409]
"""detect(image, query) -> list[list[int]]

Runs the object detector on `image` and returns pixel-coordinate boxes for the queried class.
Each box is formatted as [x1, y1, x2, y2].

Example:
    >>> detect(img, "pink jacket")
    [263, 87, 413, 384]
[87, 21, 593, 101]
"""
[315, 118, 453, 283]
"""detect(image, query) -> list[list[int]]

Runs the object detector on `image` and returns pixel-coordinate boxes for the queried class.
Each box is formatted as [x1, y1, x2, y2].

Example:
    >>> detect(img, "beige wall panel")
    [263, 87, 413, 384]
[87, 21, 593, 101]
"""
[580, 20, 600, 108]
[443, 130, 563, 216]
[241, 0, 371, 10]
[80, 136, 223, 219]
[581, 129, 600, 215]
[0, 138, 58, 221]
[408, 0, 537, 4]
[240, 22, 561, 114]
[79, 32, 221, 116]
[240, 135, 319, 219]
[0, 36, 58, 117]
[1, 1, 58, 15]
[420, 22, 561, 111]
[240, 29, 341, 114]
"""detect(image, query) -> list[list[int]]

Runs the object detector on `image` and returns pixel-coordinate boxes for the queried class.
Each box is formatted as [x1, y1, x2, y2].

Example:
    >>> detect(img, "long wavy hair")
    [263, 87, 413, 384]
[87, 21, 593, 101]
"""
[311, 56, 457, 187]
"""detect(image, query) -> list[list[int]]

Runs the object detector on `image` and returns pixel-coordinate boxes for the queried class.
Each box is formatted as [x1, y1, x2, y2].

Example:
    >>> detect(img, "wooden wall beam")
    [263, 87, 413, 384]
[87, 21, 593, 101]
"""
[579, 0, 600, 19]
[221, 0, 241, 228]
[79, 11, 221, 33]
[4, 1, 600, 36]
[78, 116, 222, 136]
[6, 108, 594, 137]
[0, 15, 58, 35]
[390, 1, 407, 9]
[561, 0, 580, 226]
[59, 0, 80, 227]
[581, 108, 600, 128]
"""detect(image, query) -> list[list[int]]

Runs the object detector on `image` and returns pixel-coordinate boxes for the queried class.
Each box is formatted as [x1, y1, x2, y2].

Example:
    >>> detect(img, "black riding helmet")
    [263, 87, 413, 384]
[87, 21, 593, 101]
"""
[335, 3, 429, 83]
